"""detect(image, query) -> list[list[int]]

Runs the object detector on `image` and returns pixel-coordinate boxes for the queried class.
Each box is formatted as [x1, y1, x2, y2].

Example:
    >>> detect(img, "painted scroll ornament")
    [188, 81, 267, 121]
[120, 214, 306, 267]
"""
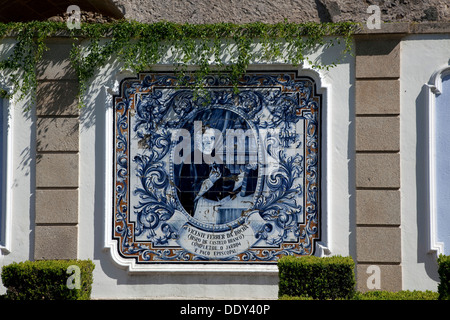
[113, 71, 321, 264]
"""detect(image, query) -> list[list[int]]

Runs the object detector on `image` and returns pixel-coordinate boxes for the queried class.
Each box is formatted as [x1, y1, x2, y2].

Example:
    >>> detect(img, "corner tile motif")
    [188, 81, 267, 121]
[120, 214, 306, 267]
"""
[113, 71, 321, 264]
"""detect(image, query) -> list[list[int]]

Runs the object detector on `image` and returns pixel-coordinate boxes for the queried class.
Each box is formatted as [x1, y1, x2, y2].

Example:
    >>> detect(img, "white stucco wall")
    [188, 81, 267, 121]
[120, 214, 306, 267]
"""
[3, 34, 449, 298]
[400, 34, 450, 291]
[0, 38, 354, 299]
[0, 39, 33, 275]
[0, 92, 36, 294]
[77, 40, 355, 299]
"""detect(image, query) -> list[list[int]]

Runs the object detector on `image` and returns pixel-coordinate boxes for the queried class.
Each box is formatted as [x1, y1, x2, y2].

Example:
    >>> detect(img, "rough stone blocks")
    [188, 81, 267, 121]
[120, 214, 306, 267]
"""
[356, 264, 403, 292]
[36, 81, 80, 116]
[35, 189, 78, 224]
[355, 39, 400, 79]
[34, 225, 78, 260]
[356, 227, 401, 263]
[37, 117, 79, 152]
[356, 190, 401, 226]
[36, 153, 79, 188]
[355, 80, 400, 115]
[356, 117, 399, 151]
[356, 153, 400, 189]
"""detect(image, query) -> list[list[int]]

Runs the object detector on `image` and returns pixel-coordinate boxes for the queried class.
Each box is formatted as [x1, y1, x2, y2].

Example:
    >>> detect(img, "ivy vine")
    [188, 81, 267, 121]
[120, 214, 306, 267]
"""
[0, 20, 359, 108]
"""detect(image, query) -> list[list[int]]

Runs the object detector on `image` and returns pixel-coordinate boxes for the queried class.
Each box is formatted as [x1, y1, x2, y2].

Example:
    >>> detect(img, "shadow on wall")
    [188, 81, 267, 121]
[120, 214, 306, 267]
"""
[7, 92, 37, 261]
[34, 80, 80, 166]
[347, 45, 356, 260]
[315, 0, 341, 23]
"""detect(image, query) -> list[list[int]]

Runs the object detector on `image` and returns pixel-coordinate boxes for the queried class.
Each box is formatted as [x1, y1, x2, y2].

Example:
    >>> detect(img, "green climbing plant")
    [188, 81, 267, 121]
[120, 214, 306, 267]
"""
[0, 20, 359, 108]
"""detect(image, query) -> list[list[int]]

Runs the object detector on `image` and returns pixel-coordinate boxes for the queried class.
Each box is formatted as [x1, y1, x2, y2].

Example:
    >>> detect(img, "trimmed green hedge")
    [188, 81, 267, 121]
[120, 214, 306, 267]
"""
[1, 260, 95, 300]
[279, 254, 450, 300]
[278, 255, 355, 300]
[353, 290, 439, 300]
[2, 254, 447, 300]
[280, 290, 439, 300]
[438, 254, 450, 300]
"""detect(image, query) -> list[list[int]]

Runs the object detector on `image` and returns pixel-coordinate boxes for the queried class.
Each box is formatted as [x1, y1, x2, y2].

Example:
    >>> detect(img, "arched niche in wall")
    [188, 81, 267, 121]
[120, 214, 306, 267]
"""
[427, 63, 450, 256]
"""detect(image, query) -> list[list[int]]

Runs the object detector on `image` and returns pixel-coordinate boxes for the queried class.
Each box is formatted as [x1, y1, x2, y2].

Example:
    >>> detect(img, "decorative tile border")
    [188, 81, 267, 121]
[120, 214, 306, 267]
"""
[112, 71, 321, 265]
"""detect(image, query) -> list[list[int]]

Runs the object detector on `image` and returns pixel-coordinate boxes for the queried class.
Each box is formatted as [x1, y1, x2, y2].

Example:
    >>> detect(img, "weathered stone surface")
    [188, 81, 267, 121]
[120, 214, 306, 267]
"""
[355, 80, 400, 115]
[356, 22, 411, 35]
[111, 0, 450, 24]
[356, 116, 399, 151]
[36, 153, 79, 188]
[37, 117, 79, 152]
[355, 39, 400, 78]
[35, 189, 78, 224]
[36, 81, 80, 116]
[48, 10, 118, 24]
[356, 190, 401, 225]
[356, 153, 400, 188]
[34, 225, 78, 260]
[36, 39, 78, 80]
[410, 21, 450, 33]
[356, 264, 402, 292]
[356, 227, 401, 263]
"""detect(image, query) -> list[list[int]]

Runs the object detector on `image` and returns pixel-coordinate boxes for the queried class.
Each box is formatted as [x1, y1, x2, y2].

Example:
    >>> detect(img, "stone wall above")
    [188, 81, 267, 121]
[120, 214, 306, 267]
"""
[112, 0, 449, 24]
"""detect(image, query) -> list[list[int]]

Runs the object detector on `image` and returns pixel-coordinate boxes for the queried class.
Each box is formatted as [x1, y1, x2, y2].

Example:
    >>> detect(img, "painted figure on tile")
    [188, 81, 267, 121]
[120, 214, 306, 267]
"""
[174, 108, 258, 224]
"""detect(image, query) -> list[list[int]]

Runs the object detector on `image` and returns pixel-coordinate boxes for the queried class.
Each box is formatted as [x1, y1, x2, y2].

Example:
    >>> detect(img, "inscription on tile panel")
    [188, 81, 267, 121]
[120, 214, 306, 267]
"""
[113, 71, 321, 264]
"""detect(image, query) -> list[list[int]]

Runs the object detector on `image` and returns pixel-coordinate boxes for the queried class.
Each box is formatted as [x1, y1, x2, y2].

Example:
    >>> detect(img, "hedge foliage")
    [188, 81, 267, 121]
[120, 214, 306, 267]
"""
[0, 20, 358, 109]
[438, 254, 450, 300]
[353, 290, 439, 300]
[1, 254, 448, 300]
[279, 254, 450, 300]
[1, 259, 95, 300]
[280, 290, 439, 300]
[278, 255, 355, 300]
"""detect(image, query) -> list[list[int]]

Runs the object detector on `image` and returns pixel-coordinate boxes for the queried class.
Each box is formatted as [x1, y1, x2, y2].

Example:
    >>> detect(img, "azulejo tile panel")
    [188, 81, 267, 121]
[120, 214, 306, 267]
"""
[113, 71, 321, 264]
